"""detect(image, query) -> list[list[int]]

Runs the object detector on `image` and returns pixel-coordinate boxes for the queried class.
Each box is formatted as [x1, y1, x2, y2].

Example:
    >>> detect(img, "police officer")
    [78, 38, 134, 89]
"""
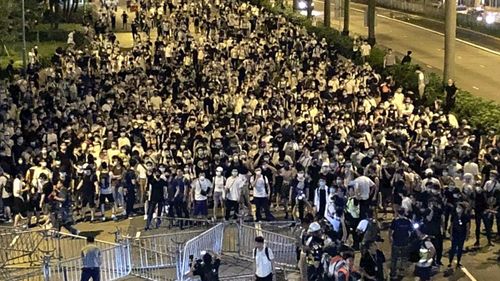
[300, 222, 324, 281]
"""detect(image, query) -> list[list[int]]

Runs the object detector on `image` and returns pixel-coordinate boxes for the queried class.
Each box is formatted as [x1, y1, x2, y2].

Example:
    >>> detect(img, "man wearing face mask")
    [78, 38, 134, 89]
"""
[145, 169, 166, 230]
[225, 169, 243, 221]
[191, 172, 212, 221]
[212, 167, 226, 220]
[472, 184, 493, 247]
[314, 178, 330, 220]
[290, 171, 310, 221]
[76, 165, 97, 222]
[448, 203, 470, 268]
[251, 167, 274, 222]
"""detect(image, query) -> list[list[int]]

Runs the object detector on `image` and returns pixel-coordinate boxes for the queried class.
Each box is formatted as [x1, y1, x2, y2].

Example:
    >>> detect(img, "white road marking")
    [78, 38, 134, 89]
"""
[480, 64, 485, 68]
[135, 231, 141, 238]
[348, 7, 500, 56]
[461, 266, 478, 281]
[426, 65, 433, 69]
[473, 86, 480, 90]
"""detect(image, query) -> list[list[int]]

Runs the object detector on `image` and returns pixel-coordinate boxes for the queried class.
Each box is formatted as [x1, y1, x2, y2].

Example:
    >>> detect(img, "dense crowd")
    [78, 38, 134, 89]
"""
[0, 0, 499, 280]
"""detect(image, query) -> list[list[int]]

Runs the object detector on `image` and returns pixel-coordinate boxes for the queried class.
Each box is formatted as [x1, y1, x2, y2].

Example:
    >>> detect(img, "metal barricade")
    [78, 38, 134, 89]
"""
[238, 224, 297, 269]
[179, 223, 225, 281]
[130, 230, 205, 281]
[48, 242, 131, 281]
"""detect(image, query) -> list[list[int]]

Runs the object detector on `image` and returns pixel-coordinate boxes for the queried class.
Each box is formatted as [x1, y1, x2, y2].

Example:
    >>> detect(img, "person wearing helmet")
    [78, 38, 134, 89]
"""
[212, 166, 226, 220]
[299, 221, 324, 281]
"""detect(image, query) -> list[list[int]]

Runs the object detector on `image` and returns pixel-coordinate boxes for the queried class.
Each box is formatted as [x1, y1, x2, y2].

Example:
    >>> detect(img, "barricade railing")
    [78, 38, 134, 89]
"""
[0, 228, 116, 267]
[179, 223, 225, 281]
[47, 242, 131, 281]
[130, 230, 205, 281]
[238, 224, 297, 268]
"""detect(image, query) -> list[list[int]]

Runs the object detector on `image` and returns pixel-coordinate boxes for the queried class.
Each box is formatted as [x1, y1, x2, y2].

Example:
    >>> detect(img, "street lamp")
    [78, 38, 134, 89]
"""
[22, 0, 27, 77]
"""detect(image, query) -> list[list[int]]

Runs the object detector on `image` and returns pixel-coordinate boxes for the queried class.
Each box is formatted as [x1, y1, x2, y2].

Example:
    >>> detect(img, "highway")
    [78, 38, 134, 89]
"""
[313, 0, 500, 102]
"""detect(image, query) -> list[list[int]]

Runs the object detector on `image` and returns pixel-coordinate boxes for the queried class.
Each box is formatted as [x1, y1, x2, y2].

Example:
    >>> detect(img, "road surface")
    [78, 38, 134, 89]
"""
[313, 0, 500, 102]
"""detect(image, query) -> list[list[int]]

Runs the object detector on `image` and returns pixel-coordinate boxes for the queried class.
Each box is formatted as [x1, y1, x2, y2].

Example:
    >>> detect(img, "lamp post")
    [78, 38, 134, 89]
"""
[22, 0, 27, 76]
[444, 0, 457, 81]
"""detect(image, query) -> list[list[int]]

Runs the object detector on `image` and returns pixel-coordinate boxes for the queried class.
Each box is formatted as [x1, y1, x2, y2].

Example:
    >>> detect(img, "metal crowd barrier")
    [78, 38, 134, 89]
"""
[130, 230, 205, 281]
[47, 242, 131, 281]
[179, 223, 225, 281]
[238, 224, 297, 268]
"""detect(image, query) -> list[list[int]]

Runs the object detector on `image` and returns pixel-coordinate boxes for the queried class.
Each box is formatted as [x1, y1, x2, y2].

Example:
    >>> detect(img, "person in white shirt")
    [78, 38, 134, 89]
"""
[253, 236, 275, 281]
[352, 175, 376, 219]
[463, 158, 480, 181]
[360, 40, 372, 62]
[212, 167, 226, 220]
[191, 172, 212, 219]
[12, 173, 29, 228]
[225, 169, 243, 220]
[250, 168, 274, 222]
[0, 168, 12, 222]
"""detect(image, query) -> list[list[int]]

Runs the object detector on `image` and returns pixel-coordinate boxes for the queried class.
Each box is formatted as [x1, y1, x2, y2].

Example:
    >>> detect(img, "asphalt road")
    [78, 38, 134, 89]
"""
[313, 0, 500, 102]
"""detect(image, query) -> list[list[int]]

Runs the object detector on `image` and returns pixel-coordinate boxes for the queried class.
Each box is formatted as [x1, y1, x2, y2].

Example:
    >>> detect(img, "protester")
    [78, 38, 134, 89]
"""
[81, 236, 102, 281]
[253, 236, 275, 281]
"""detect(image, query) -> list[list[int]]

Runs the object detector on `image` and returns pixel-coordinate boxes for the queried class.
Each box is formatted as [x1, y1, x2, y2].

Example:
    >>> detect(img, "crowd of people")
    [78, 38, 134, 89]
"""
[0, 0, 499, 280]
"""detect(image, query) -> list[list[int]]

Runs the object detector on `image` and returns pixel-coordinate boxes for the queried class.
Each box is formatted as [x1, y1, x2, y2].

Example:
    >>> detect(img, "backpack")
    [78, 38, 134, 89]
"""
[253, 246, 271, 261]
[328, 255, 350, 280]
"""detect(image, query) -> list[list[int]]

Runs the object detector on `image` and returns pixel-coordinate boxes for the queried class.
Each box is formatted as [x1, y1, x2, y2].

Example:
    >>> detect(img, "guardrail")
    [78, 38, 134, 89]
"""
[47, 243, 131, 281]
[179, 223, 225, 281]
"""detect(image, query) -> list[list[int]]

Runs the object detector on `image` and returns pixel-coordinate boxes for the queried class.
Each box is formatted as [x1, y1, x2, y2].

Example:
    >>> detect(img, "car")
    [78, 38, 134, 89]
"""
[297, 0, 314, 11]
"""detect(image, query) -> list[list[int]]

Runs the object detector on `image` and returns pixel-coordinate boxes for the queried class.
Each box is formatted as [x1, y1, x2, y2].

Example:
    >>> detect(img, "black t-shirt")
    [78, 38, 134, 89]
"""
[192, 259, 221, 281]
[359, 250, 386, 281]
[451, 212, 470, 236]
[390, 217, 413, 246]
[150, 177, 166, 201]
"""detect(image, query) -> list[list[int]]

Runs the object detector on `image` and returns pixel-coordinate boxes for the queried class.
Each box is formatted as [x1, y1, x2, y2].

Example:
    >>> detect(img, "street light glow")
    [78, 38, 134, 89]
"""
[485, 13, 495, 24]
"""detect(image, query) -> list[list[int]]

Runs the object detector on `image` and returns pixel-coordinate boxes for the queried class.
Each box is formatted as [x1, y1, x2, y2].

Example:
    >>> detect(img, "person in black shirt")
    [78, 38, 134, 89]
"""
[448, 203, 470, 268]
[123, 161, 138, 218]
[389, 208, 414, 280]
[444, 79, 457, 114]
[76, 165, 98, 221]
[189, 251, 221, 281]
[472, 185, 492, 247]
[145, 169, 166, 230]
[360, 241, 386, 281]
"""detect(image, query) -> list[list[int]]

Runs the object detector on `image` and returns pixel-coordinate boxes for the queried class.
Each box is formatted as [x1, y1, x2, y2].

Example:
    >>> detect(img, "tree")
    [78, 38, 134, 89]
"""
[367, 0, 376, 45]
[342, 0, 350, 36]
[307, 0, 313, 18]
[0, 0, 41, 43]
[324, 0, 331, 28]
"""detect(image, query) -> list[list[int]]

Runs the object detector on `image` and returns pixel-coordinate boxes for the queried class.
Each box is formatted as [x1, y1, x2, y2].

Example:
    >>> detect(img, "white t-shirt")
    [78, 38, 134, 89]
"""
[13, 178, 23, 198]
[353, 176, 375, 200]
[225, 176, 243, 201]
[255, 246, 274, 277]
[251, 175, 268, 198]
[192, 178, 212, 201]
[0, 175, 10, 199]
[213, 176, 225, 193]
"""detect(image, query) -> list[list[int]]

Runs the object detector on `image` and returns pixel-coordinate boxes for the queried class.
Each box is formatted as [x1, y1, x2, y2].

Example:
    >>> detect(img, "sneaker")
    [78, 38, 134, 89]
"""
[143, 214, 147, 220]
[111, 214, 117, 221]
[101, 217, 106, 222]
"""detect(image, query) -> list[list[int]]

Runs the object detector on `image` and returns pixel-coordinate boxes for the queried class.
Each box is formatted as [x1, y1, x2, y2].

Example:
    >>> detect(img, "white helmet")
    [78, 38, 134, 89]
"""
[308, 222, 321, 233]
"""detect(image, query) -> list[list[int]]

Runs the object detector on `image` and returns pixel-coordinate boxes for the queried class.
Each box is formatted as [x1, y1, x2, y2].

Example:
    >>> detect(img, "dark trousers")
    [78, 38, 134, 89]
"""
[125, 190, 135, 216]
[255, 272, 272, 281]
[81, 267, 100, 281]
[431, 234, 443, 265]
[225, 199, 239, 220]
[449, 234, 466, 264]
[254, 197, 273, 222]
[359, 199, 371, 219]
[173, 199, 190, 228]
[146, 199, 163, 229]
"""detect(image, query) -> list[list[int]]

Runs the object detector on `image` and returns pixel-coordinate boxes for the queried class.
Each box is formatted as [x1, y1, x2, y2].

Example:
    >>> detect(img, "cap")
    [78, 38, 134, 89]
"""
[308, 222, 321, 233]
[424, 168, 433, 175]
[216, 166, 223, 172]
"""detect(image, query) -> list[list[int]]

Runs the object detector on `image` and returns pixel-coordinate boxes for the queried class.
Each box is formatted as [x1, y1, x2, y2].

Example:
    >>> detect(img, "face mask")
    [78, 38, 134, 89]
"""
[475, 186, 482, 192]
[442, 172, 448, 176]
[159, 167, 166, 172]
[456, 208, 462, 213]
[336, 179, 343, 185]
[216, 171, 221, 176]
[41, 162, 47, 167]
[199, 175, 205, 180]
[255, 171, 261, 176]
[232, 172, 238, 177]
[319, 181, 326, 187]
[373, 160, 379, 164]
